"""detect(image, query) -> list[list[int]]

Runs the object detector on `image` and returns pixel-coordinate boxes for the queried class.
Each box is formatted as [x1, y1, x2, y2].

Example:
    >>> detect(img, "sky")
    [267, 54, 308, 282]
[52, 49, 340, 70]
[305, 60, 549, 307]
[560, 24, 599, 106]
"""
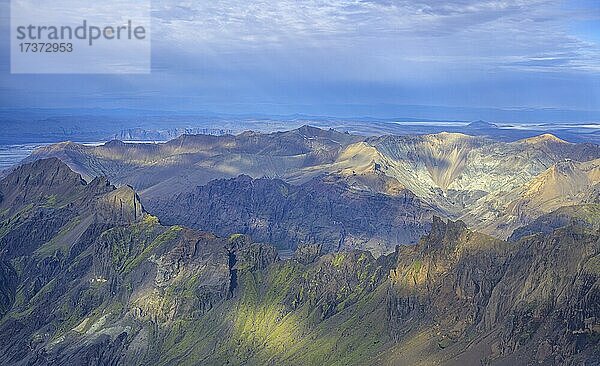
[0, 0, 599, 121]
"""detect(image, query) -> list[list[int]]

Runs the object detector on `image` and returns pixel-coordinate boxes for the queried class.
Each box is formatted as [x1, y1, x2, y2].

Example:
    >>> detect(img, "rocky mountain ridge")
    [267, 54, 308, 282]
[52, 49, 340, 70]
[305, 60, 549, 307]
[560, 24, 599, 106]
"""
[147, 173, 437, 255]
[22, 127, 600, 249]
[0, 159, 598, 365]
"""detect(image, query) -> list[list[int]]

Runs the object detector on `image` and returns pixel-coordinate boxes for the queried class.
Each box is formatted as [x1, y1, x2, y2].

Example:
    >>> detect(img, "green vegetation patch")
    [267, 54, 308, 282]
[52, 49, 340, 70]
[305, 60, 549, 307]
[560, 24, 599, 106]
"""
[583, 255, 600, 274]
[122, 225, 183, 274]
[44, 194, 58, 207]
[332, 253, 346, 267]
[34, 217, 83, 259]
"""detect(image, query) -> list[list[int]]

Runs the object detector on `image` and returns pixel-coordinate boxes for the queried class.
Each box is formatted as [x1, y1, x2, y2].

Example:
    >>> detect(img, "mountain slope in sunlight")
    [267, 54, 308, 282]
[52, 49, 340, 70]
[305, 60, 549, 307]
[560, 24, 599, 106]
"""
[0, 160, 598, 365]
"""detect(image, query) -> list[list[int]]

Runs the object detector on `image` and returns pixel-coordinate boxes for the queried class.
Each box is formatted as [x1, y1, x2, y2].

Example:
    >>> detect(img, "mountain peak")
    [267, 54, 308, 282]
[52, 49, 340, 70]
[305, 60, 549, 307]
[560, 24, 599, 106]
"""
[520, 133, 568, 144]
[102, 140, 127, 149]
[296, 125, 328, 137]
[238, 130, 258, 137]
[522, 159, 593, 204]
[17, 156, 66, 170]
[0, 158, 86, 213]
[96, 185, 145, 222]
[422, 216, 468, 247]
[293, 125, 338, 138]
[32, 141, 82, 154]
[104, 139, 127, 147]
[467, 120, 498, 129]
[431, 215, 467, 233]
[2, 157, 84, 191]
[297, 124, 321, 133]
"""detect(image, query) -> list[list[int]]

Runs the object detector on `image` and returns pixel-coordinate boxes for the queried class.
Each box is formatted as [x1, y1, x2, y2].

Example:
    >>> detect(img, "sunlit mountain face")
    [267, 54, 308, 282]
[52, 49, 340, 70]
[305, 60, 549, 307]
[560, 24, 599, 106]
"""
[1, 0, 599, 365]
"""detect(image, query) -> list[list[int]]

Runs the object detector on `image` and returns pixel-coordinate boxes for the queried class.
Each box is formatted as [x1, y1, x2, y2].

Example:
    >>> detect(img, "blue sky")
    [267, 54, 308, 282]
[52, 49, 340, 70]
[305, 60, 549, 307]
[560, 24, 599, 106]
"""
[1, 0, 599, 121]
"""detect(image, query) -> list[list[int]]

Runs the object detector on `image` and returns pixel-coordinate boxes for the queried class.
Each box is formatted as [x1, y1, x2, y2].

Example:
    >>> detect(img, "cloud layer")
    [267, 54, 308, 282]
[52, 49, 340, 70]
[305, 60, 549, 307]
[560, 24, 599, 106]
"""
[150, 0, 600, 73]
[1, 0, 599, 117]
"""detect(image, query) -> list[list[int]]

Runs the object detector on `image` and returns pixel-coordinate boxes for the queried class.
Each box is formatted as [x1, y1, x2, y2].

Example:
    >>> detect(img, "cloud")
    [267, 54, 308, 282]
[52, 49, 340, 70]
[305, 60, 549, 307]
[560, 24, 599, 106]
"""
[0, 0, 598, 112]
[150, 1, 599, 74]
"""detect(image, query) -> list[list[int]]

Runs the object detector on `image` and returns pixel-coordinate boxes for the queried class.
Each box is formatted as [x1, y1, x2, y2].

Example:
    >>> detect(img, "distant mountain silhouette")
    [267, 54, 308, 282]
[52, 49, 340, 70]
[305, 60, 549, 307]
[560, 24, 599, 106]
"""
[467, 120, 498, 129]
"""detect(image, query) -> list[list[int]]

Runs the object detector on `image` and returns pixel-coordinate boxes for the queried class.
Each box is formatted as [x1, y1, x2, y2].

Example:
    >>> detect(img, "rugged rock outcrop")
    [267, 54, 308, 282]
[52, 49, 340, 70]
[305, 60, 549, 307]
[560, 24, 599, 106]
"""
[292, 243, 324, 265]
[509, 203, 600, 241]
[388, 217, 512, 341]
[385, 217, 599, 365]
[147, 174, 437, 255]
[479, 225, 599, 365]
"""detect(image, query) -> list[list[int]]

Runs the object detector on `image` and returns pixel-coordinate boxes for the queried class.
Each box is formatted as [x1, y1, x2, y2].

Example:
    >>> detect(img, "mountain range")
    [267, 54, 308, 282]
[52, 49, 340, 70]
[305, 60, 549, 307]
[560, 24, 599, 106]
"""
[1, 125, 599, 365]
[22, 126, 600, 252]
[1, 108, 599, 145]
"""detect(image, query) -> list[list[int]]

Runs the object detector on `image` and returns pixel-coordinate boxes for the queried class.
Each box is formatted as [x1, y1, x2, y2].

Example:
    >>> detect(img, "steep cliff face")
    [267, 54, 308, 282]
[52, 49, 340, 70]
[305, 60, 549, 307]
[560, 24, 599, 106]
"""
[509, 204, 600, 241]
[0, 260, 17, 317]
[384, 218, 599, 365]
[479, 225, 600, 365]
[0, 158, 148, 364]
[0, 158, 295, 364]
[0, 159, 144, 262]
[387, 218, 512, 345]
[146, 173, 437, 255]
